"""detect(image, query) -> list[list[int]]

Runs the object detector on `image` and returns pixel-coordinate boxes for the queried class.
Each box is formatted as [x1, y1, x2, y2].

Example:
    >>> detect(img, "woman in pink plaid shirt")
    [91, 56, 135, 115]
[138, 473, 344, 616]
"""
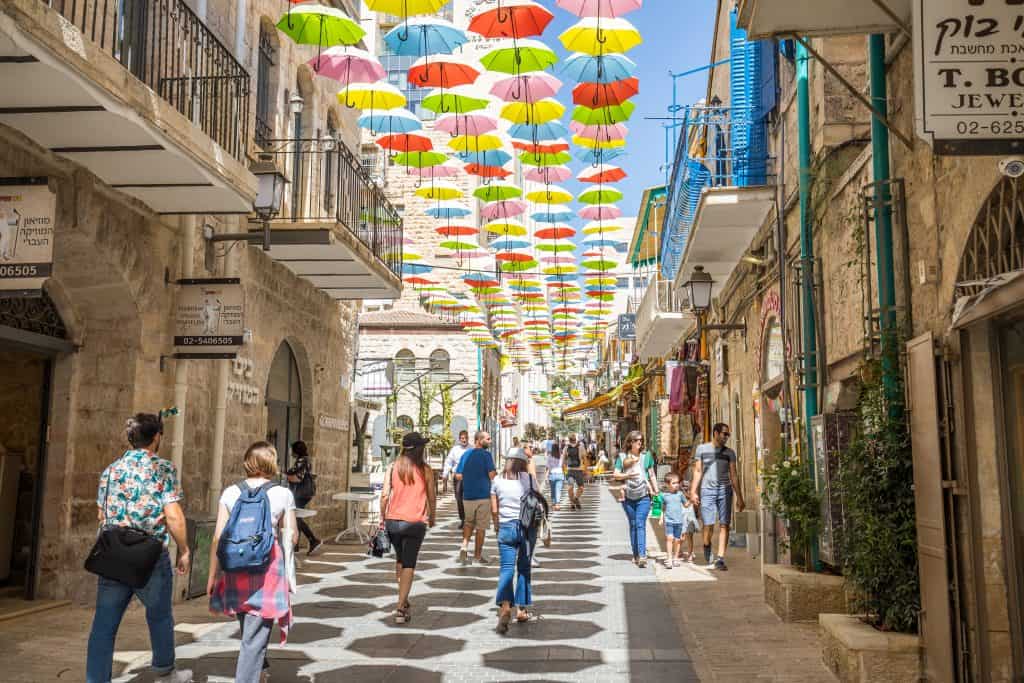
[207, 442, 297, 683]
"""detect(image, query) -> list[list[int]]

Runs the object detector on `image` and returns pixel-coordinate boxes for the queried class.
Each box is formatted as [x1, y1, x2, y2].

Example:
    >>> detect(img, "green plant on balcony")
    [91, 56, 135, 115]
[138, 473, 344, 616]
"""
[761, 449, 821, 568]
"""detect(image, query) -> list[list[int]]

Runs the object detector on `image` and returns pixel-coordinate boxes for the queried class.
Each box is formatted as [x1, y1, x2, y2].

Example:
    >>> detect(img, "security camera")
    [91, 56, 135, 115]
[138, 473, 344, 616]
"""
[998, 157, 1024, 178]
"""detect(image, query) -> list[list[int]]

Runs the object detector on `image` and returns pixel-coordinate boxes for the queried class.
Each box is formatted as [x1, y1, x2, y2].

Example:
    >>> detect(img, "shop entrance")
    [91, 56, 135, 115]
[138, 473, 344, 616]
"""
[266, 341, 303, 474]
[998, 312, 1024, 674]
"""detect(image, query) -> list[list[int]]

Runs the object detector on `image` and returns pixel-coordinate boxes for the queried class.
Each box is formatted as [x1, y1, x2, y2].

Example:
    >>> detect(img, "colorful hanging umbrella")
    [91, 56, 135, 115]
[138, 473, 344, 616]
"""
[579, 203, 623, 220]
[525, 185, 574, 203]
[508, 121, 570, 142]
[449, 133, 505, 153]
[383, 17, 468, 56]
[407, 53, 480, 88]
[458, 149, 513, 167]
[578, 186, 624, 204]
[572, 77, 640, 107]
[512, 139, 571, 154]
[582, 220, 627, 234]
[576, 147, 627, 164]
[435, 112, 499, 136]
[571, 101, 636, 125]
[407, 161, 461, 177]
[465, 163, 513, 179]
[358, 108, 422, 134]
[525, 166, 573, 183]
[532, 208, 577, 223]
[339, 82, 407, 110]
[491, 72, 563, 103]
[469, 0, 554, 38]
[474, 183, 522, 202]
[500, 98, 565, 125]
[307, 47, 384, 85]
[535, 225, 576, 240]
[414, 181, 463, 200]
[393, 150, 447, 168]
[365, 0, 452, 14]
[481, 39, 559, 75]
[578, 164, 628, 184]
[570, 120, 628, 139]
[277, 6, 365, 55]
[426, 201, 472, 218]
[485, 220, 527, 236]
[481, 199, 528, 220]
[572, 134, 627, 149]
[490, 237, 532, 251]
[519, 150, 573, 166]
[436, 224, 478, 237]
[562, 52, 636, 84]
[376, 133, 433, 153]
[439, 238, 481, 252]
[535, 241, 577, 253]
[560, 17, 643, 55]
[422, 86, 491, 115]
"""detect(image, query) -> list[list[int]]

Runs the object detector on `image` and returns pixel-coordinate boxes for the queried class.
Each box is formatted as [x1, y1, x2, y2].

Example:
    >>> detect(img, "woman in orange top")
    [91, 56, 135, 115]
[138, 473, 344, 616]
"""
[380, 432, 437, 624]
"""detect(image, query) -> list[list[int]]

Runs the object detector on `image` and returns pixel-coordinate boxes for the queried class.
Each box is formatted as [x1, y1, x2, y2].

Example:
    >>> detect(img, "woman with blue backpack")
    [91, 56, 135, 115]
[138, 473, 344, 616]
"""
[207, 442, 297, 683]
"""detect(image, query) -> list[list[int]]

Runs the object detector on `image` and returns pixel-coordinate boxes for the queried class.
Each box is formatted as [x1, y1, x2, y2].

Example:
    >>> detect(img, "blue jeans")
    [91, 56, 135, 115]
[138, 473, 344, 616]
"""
[548, 471, 564, 505]
[86, 551, 176, 683]
[496, 521, 536, 607]
[622, 496, 652, 559]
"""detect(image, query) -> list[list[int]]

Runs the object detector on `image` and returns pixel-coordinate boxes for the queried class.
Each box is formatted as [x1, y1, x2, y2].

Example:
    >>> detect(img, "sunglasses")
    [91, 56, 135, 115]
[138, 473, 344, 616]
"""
[720, 432, 731, 438]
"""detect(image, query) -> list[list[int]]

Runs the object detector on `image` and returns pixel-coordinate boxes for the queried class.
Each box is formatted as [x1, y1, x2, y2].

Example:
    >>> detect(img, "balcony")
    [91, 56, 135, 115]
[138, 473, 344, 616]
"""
[0, 0, 256, 213]
[635, 277, 694, 361]
[737, 0, 910, 40]
[260, 139, 403, 300]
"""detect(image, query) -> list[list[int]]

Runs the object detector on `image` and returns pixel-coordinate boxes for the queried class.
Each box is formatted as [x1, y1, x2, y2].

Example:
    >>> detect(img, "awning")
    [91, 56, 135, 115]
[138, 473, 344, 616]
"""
[736, 0, 910, 40]
[628, 186, 666, 268]
[563, 374, 647, 417]
[951, 270, 1024, 330]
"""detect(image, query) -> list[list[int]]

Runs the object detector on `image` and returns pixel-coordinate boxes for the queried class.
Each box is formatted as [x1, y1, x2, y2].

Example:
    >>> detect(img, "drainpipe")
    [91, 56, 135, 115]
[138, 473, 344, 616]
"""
[234, 0, 248, 64]
[795, 40, 821, 570]
[869, 34, 900, 408]
[170, 217, 195, 475]
[477, 346, 483, 431]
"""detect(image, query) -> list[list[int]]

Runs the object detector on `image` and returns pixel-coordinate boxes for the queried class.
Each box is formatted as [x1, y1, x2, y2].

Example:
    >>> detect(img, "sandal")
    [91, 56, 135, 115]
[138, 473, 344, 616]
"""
[394, 607, 410, 624]
[496, 611, 511, 634]
[516, 611, 540, 623]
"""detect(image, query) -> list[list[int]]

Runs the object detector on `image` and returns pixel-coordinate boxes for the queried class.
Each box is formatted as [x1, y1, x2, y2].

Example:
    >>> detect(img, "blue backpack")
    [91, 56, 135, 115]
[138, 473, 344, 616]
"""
[217, 481, 276, 572]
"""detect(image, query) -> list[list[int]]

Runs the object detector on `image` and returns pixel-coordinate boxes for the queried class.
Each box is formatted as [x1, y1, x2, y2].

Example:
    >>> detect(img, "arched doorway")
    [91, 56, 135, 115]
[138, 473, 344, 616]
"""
[266, 342, 303, 474]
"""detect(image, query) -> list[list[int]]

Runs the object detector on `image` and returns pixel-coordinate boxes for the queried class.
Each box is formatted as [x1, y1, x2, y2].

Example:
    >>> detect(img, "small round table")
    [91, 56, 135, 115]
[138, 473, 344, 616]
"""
[294, 508, 318, 519]
[331, 491, 378, 544]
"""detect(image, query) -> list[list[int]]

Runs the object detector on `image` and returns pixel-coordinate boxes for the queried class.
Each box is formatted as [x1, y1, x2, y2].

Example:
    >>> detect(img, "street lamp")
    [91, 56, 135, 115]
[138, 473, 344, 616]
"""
[683, 265, 714, 313]
[204, 153, 287, 268]
[289, 92, 305, 117]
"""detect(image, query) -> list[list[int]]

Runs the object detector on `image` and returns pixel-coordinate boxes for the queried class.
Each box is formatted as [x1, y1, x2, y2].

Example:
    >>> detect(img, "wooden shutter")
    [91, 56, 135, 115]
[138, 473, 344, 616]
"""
[907, 332, 955, 682]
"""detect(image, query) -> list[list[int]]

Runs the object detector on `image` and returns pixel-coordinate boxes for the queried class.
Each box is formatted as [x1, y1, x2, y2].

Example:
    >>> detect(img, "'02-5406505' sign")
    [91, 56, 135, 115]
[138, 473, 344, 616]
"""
[174, 278, 245, 357]
[0, 179, 55, 293]
[915, 0, 1024, 155]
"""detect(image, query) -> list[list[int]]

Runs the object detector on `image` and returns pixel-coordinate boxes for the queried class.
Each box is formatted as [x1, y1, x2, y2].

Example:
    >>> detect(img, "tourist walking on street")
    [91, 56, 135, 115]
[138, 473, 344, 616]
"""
[87, 413, 192, 683]
[660, 473, 698, 566]
[379, 432, 437, 624]
[491, 449, 546, 632]
[564, 434, 587, 510]
[442, 430, 469, 519]
[691, 423, 745, 571]
[208, 442, 296, 683]
[455, 431, 497, 565]
[286, 440, 323, 556]
[546, 437, 565, 510]
[613, 431, 659, 567]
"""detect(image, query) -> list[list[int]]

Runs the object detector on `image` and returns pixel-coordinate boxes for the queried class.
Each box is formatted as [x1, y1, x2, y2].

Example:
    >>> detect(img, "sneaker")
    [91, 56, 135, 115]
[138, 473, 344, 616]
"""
[663, 558, 673, 568]
[475, 554, 491, 565]
[637, 557, 647, 568]
[155, 670, 193, 683]
[458, 548, 468, 565]
[714, 556, 728, 571]
[307, 539, 324, 556]
[531, 556, 541, 568]
[689, 554, 697, 564]
[703, 544, 712, 564]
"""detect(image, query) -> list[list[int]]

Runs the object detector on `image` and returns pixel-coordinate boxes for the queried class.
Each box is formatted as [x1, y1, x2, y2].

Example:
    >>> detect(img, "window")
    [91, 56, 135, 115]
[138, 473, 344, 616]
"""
[428, 415, 444, 433]
[396, 415, 415, 433]
[360, 144, 381, 177]
[616, 277, 630, 289]
[429, 349, 450, 373]
[256, 24, 276, 149]
[395, 348, 416, 374]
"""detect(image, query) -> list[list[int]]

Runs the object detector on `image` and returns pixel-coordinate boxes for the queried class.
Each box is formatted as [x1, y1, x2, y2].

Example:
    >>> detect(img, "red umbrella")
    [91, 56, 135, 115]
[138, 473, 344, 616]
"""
[435, 225, 478, 237]
[404, 276, 436, 285]
[466, 163, 513, 179]
[407, 55, 480, 89]
[535, 226, 576, 240]
[572, 78, 640, 108]
[496, 252, 535, 262]
[376, 133, 433, 153]
[512, 140, 571, 154]
[468, 0, 554, 38]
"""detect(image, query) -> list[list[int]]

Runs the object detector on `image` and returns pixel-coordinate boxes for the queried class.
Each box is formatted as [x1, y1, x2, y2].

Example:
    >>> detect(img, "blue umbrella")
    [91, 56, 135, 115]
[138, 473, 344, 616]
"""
[358, 109, 422, 134]
[402, 263, 434, 276]
[457, 149, 512, 167]
[383, 17, 468, 57]
[531, 209, 577, 223]
[576, 147, 627, 164]
[582, 235, 628, 250]
[509, 121, 570, 142]
[562, 52, 637, 84]
[490, 237, 531, 251]
[426, 201, 472, 219]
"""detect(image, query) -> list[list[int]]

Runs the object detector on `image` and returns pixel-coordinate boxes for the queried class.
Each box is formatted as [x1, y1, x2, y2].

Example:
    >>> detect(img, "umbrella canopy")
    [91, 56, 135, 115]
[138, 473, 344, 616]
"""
[491, 72, 563, 103]
[500, 98, 565, 125]
[578, 186, 624, 204]
[307, 47, 384, 85]
[407, 161, 461, 177]
[579, 203, 623, 220]
[576, 147, 627, 164]
[465, 163, 513, 178]
[435, 112, 499, 136]
[490, 237, 531, 251]
[449, 133, 505, 153]
[383, 17, 468, 56]
[570, 120, 629, 139]
[481, 199, 528, 220]
[426, 201, 473, 218]
[578, 164, 628, 183]
[571, 101, 636, 125]
[469, 0, 554, 38]
[439, 238, 481, 252]
[436, 224, 478, 237]
[414, 181, 463, 200]
[508, 121, 570, 142]
[339, 82, 406, 110]
[485, 220, 528, 236]
[531, 208, 577, 223]
[376, 132, 433, 153]
[393, 150, 448, 168]
[525, 166, 573, 183]
[573, 77, 640, 107]
[407, 54, 479, 88]
[458, 149, 512, 167]
[481, 39, 559, 75]
[572, 134, 627, 150]
[562, 52, 636, 84]
[512, 139, 571, 154]
[560, 17, 643, 55]
[535, 241, 577, 253]
[525, 185, 574, 203]
[473, 182, 522, 202]
[535, 225, 576, 240]
[365, 0, 452, 14]
[277, 6, 365, 49]
[519, 150, 573, 167]
[358, 108, 422, 134]
[582, 220, 627, 234]
[422, 86, 491, 115]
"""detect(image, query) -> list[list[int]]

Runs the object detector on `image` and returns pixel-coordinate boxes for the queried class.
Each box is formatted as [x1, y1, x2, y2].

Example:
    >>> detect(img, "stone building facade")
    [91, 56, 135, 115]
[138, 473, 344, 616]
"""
[0, 0, 398, 605]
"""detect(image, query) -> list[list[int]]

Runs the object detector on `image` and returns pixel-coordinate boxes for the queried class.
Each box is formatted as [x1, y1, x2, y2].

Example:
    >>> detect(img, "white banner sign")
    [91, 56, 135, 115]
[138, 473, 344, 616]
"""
[0, 181, 55, 292]
[915, 0, 1024, 154]
[174, 278, 244, 356]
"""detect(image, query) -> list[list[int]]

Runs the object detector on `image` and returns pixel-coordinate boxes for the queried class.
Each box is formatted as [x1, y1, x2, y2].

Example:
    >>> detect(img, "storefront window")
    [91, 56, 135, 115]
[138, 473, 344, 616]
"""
[762, 318, 784, 384]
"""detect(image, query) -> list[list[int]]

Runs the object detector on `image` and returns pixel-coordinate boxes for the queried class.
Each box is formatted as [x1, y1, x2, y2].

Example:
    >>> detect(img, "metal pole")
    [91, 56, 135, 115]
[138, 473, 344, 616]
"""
[699, 310, 710, 442]
[796, 39, 821, 570]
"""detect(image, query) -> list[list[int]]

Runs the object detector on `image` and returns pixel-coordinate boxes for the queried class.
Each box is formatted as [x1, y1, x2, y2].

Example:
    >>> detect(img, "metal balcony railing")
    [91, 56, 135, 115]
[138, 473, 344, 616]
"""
[636, 278, 687, 341]
[659, 104, 773, 279]
[265, 139, 404, 279]
[42, 0, 250, 160]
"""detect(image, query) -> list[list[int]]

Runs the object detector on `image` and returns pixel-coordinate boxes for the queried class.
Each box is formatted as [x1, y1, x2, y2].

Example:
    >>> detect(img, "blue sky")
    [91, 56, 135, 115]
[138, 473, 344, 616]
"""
[539, 0, 717, 218]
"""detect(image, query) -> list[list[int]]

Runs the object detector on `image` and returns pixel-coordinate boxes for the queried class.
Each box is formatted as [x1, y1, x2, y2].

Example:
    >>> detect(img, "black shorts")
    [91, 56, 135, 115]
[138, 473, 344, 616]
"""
[567, 469, 586, 487]
[384, 520, 428, 569]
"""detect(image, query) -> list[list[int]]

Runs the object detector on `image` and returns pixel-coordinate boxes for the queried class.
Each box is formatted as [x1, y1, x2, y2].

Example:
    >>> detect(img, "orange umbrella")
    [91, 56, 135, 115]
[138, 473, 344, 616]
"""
[512, 140, 571, 154]
[466, 163, 513, 178]
[572, 77, 640, 107]
[376, 133, 433, 152]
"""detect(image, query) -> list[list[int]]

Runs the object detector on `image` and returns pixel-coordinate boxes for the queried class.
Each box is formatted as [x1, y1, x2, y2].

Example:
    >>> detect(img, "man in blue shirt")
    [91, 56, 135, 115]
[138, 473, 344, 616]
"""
[455, 431, 497, 565]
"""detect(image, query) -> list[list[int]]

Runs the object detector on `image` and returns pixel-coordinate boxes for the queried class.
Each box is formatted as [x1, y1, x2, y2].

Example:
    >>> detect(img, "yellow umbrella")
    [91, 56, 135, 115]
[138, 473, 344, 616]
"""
[414, 181, 463, 200]
[573, 134, 627, 150]
[526, 185, 574, 204]
[559, 18, 643, 57]
[449, 133, 505, 153]
[365, 0, 451, 15]
[485, 220, 527, 236]
[338, 82, 406, 110]
[582, 221, 626, 235]
[500, 98, 565, 125]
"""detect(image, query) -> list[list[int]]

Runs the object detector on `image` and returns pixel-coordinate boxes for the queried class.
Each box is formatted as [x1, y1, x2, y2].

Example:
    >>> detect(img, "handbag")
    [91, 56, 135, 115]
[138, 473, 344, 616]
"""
[290, 458, 317, 500]
[519, 475, 549, 530]
[84, 466, 164, 589]
[368, 466, 395, 558]
[539, 512, 552, 547]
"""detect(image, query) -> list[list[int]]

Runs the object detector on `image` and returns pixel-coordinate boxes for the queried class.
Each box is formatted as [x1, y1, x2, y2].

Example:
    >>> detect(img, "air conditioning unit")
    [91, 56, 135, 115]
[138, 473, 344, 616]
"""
[810, 412, 857, 568]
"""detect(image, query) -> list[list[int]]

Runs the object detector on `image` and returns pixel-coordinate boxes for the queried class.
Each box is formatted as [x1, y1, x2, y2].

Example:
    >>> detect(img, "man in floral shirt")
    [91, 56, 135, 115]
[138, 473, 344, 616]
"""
[86, 413, 192, 683]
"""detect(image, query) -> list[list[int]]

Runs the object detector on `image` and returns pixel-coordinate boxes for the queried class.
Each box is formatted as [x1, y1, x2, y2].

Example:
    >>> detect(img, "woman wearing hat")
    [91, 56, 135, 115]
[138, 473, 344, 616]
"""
[379, 432, 436, 624]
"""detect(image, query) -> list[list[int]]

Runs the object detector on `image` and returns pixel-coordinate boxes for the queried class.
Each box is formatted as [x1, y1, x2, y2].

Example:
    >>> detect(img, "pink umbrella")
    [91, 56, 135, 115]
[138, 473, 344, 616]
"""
[556, 0, 643, 18]
[308, 47, 385, 86]
[491, 72, 563, 103]
[525, 165, 572, 183]
[541, 255, 576, 264]
[570, 120, 629, 140]
[435, 113, 499, 136]
[481, 199, 528, 220]
[579, 204, 623, 220]
[407, 162, 462, 178]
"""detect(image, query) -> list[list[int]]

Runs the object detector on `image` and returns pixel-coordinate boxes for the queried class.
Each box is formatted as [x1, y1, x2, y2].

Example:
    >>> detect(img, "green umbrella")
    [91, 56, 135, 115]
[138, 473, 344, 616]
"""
[422, 88, 491, 115]
[571, 101, 637, 126]
[440, 239, 479, 251]
[473, 182, 523, 202]
[578, 186, 624, 204]
[500, 259, 538, 273]
[393, 150, 448, 168]
[518, 150, 573, 167]
[277, 6, 365, 49]
[481, 39, 558, 75]
[535, 242, 576, 253]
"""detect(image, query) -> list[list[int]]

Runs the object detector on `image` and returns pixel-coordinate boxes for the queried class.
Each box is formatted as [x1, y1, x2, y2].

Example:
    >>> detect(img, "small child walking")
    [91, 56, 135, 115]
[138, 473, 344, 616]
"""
[660, 474, 688, 567]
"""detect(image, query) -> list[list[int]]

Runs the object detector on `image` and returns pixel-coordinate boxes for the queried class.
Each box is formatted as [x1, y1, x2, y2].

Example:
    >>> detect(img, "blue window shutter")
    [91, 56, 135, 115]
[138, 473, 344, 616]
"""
[729, 9, 769, 187]
[759, 39, 778, 120]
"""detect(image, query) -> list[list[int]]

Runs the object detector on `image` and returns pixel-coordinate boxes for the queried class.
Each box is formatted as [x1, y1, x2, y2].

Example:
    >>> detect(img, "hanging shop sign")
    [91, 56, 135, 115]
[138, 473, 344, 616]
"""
[914, 0, 1024, 154]
[173, 278, 244, 357]
[0, 179, 55, 293]
[617, 313, 636, 341]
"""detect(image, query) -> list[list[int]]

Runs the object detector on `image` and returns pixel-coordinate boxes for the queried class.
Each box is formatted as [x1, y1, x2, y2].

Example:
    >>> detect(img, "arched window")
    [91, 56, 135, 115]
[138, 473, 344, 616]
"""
[428, 415, 444, 434]
[266, 342, 303, 473]
[396, 415, 414, 433]
[429, 348, 450, 373]
[957, 176, 1024, 295]
[395, 348, 416, 373]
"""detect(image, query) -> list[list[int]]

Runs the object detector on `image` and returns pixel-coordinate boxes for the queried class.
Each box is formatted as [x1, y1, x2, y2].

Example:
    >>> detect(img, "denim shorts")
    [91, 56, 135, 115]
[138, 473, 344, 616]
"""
[700, 485, 733, 526]
[664, 522, 683, 539]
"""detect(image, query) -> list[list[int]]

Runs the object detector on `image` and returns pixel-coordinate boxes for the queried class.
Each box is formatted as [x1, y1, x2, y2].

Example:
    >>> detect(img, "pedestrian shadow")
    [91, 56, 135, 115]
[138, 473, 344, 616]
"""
[318, 583, 394, 599]
[532, 598, 606, 615]
[283, 621, 345, 645]
[414, 551, 449, 561]
[365, 560, 439, 572]
[533, 549, 595, 560]
[531, 582, 603, 597]
[376, 608, 485, 630]
[530, 570, 601, 583]
[607, 553, 637, 562]
[339, 571, 402, 585]
[499, 617, 604, 640]
[440, 565, 500, 578]
[482, 645, 603, 675]
[544, 543, 599, 551]
[296, 573, 324, 585]
[394, 590, 492, 609]
[300, 560, 346, 571]
[530, 559, 600, 570]
[292, 599, 379, 619]
[425, 576, 495, 592]
[121, 649, 313, 682]
[314, 664, 442, 682]
[346, 633, 466, 659]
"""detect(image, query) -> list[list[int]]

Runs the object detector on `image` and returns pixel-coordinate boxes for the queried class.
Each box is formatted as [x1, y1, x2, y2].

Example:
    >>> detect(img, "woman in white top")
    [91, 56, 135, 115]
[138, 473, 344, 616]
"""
[207, 442, 297, 683]
[545, 439, 565, 510]
[490, 450, 546, 632]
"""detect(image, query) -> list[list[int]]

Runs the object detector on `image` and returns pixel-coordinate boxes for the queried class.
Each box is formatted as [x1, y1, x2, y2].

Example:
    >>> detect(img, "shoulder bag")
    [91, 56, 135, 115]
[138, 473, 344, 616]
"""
[368, 466, 394, 558]
[84, 463, 164, 589]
